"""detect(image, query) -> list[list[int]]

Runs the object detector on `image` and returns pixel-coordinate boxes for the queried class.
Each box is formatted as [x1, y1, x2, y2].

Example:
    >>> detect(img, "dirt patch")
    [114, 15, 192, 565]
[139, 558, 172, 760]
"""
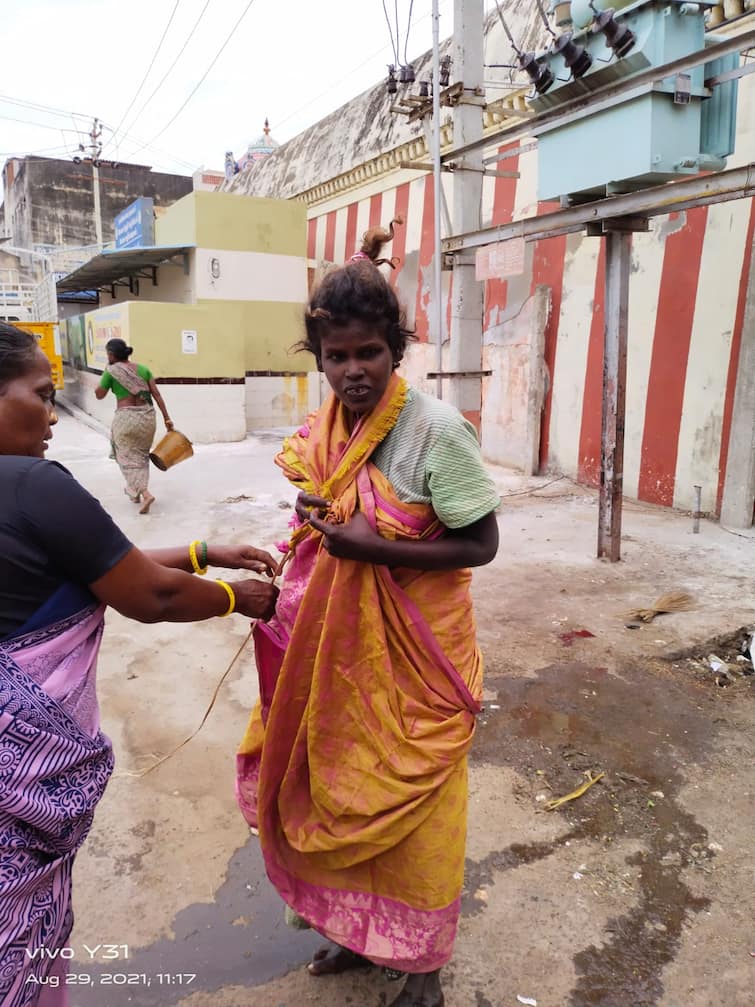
[467, 652, 753, 1006]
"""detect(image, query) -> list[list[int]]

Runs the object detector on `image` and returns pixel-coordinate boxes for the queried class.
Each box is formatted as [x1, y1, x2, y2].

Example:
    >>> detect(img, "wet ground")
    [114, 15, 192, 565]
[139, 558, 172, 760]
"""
[47, 410, 754, 1007]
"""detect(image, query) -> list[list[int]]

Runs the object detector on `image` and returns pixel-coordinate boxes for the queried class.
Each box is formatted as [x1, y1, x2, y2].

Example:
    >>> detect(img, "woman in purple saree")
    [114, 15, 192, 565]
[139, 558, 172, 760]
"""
[0, 322, 279, 1005]
[0, 589, 112, 1005]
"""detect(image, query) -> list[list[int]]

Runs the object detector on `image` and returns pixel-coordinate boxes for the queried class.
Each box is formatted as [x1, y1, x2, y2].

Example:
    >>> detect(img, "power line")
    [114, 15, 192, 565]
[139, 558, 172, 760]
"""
[404, 0, 415, 65]
[109, 0, 183, 149]
[118, 0, 212, 153]
[0, 94, 93, 122]
[129, 0, 258, 156]
[0, 114, 83, 134]
[270, 1, 449, 143]
[381, 0, 399, 64]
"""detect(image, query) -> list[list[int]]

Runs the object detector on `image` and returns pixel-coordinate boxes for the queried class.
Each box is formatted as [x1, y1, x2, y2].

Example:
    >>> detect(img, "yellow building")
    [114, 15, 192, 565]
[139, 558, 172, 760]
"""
[57, 190, 319, 441]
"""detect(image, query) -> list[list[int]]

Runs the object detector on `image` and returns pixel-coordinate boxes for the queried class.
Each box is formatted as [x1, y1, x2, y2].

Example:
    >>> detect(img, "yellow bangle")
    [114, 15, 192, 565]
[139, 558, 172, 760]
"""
[189, 540, 207, 575]
[215, 579, 235, 617]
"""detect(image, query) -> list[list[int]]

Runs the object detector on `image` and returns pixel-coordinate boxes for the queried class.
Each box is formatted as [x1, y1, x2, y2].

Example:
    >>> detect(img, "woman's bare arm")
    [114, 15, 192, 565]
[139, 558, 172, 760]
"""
[89, 547, 277, 622]
[148, 378, 173, 429]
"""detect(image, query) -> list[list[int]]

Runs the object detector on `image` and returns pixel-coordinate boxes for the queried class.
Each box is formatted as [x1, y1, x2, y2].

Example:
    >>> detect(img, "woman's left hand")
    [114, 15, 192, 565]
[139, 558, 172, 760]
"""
[308, 510, 382, 562]
[206, 544, 279, 576]
[165, 418, 174, 431]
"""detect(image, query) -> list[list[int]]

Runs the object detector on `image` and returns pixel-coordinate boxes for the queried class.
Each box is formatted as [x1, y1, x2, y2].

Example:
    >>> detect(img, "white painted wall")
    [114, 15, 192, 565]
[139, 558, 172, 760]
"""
[245, 373, 325, 429]
[61, 366, 247, 444]
[195, 248, 307, 303]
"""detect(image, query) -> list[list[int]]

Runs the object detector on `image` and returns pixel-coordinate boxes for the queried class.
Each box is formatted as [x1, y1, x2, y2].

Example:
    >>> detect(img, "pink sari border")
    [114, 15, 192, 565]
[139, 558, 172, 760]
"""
[266, 856, 459, 972]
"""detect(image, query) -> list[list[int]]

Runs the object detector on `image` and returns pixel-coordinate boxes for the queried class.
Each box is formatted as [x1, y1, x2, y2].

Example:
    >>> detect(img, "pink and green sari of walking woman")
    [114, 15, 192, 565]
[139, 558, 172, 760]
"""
[0, 587, 113, 1006]
[107, 362, 155, 501]
[237, 373, 483, 974]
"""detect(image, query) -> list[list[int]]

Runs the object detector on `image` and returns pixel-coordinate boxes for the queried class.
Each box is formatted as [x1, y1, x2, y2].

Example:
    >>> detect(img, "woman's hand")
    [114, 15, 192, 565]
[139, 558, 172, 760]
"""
[294, 491, 330, 524]
[165, 418, 174, 431]
[207, 544, 279, 577]
[232, 578, 279, 621]
[308, 510, 383, 563]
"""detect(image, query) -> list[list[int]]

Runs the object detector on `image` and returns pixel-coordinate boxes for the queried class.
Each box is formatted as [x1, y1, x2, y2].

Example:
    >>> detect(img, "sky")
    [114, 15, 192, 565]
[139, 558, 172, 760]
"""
[0, 0, 504, 186]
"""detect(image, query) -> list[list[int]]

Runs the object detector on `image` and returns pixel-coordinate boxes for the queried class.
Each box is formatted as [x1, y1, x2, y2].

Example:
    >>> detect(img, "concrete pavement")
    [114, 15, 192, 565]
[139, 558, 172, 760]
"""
[44, 409, 754, 1007]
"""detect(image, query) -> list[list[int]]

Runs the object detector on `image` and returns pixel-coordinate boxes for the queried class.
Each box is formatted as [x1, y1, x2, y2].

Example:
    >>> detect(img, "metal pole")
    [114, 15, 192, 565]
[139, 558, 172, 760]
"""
[89, 118, 103, 249]
[92, 162, 103, 249]
[693, 485, 702, 533]
[431, 0, 443, 400]
[448, 0, 484, 427]
[597, 230, 631, 562]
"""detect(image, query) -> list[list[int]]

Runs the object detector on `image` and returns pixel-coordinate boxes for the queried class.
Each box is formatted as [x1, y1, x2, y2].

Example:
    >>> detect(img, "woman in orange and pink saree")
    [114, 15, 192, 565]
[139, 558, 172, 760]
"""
[236, 226, 500, 1007]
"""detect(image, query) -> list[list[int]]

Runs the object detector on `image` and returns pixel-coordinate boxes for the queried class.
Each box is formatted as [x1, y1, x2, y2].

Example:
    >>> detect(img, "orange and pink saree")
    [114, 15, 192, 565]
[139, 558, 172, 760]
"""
[237, 374, 483, 972]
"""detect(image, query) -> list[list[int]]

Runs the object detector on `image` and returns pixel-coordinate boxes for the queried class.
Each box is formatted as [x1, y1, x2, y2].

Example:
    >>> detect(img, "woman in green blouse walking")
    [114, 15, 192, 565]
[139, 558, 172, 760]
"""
[95, 337, 171, 514]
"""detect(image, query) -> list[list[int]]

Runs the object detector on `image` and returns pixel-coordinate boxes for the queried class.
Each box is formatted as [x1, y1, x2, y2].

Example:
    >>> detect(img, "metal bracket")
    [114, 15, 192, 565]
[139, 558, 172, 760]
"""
[442, 251, 479, 269]
[426, 370, 493, 379]
[586, 216, 650, 236]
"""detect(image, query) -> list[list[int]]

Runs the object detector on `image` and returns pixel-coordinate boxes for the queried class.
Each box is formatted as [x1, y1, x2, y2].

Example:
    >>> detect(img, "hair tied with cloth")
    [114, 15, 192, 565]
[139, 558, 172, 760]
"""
[349, 216, 404, 269]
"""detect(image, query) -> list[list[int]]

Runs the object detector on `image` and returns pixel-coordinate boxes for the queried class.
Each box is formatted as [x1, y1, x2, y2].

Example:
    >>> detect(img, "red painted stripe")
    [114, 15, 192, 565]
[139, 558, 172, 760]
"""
[484, 143, 520, 331]
[323, 210, 337, 263]
[533, 205, 568, 470]
[414, 177, 435, 343]
[638, 207, 708, 507]
[577, 242, 607, 486]
[307, 218, 317, 260]
[389, 182, 411, 287]
[369, 193, 383, 229]
[345, 202, 359, 259]
[717, 197, 755, 514]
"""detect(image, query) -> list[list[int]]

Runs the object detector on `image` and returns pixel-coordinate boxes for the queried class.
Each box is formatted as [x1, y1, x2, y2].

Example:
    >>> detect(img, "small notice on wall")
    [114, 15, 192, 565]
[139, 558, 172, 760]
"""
[181, 329, 198, 354]
[475, 237, 526, 281]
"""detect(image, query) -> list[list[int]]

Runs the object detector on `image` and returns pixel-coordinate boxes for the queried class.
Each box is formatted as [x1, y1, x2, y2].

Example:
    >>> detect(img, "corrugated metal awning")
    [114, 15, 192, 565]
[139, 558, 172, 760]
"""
[55, 245, 193, 292]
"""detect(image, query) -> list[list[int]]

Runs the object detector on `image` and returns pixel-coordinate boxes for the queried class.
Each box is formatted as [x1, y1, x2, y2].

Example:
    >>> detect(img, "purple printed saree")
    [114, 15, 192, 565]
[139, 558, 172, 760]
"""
[0, 596, 114, 1006]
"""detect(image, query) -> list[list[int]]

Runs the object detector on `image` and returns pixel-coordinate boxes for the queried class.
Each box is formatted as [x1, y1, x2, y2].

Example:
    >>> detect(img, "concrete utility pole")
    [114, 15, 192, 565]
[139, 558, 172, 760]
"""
[447, 0, 485, 427]
[431, 0, 444, 401]
[87, 118, 104, 248]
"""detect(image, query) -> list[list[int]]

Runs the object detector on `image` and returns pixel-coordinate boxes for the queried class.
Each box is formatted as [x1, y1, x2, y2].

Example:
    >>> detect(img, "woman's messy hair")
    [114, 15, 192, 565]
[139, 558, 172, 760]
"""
[0, 321, 38, 391]
[299, 217, 416, 366]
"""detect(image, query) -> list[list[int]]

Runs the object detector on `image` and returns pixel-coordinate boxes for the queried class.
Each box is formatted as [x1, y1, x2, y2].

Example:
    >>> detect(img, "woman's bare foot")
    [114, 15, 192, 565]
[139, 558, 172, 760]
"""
[124, 488, 141, 504]
[139, 491, 155, 514]
[388, 970, 444, 1007]
[307, 944, 371, 976]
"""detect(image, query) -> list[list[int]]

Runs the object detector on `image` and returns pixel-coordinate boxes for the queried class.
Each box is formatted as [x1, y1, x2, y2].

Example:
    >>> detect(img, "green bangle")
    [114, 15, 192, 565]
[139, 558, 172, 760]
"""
[199, 540, 208, 568]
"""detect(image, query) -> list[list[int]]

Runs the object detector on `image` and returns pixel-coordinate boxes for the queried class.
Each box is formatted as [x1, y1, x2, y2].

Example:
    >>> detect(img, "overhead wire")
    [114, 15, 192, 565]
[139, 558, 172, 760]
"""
[493, 0, 521, 53]
[381, 0, 399, 64]
[108, 0, 183, 150]
[535, 0, 557, 38]
[403, 0, 415, 65]
[239, 0, 453, 153]
[118, 0, 212, 152]
[127, 0, 258, 157]
[0, 94, 93, 123]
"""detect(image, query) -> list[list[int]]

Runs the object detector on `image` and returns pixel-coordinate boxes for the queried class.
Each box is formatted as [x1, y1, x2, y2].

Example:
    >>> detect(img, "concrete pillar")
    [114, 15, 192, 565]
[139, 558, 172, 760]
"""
[448, 0, 485, 428]
[720, 229, 755, 529]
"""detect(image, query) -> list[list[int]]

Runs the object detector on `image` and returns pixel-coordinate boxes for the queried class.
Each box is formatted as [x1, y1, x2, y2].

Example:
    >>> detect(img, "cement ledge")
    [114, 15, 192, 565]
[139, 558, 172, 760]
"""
[57, 395, 110, 440]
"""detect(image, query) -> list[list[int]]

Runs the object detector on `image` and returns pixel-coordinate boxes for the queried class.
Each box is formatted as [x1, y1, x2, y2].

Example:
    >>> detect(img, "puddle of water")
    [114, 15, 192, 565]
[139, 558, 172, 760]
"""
[467, 661, 718, 1007]
[69, 837, 321, 1006]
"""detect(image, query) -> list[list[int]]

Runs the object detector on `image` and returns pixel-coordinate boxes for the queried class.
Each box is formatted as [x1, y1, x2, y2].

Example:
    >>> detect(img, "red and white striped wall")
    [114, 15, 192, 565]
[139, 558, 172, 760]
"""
[305, 80, 754, 515]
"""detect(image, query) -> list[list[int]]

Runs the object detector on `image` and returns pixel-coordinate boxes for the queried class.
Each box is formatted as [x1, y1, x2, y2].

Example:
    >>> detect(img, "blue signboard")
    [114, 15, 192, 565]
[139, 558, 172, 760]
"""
[114, 197, 155, 249]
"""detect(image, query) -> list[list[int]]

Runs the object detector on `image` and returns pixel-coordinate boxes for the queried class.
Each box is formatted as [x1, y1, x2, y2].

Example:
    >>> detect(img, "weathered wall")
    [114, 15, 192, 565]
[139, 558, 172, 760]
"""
[1, 156, 193, 250]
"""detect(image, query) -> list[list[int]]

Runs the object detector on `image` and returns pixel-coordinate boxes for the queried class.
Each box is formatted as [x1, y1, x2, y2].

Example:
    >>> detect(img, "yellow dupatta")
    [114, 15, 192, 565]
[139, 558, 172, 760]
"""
[237, 372, 483, 971]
